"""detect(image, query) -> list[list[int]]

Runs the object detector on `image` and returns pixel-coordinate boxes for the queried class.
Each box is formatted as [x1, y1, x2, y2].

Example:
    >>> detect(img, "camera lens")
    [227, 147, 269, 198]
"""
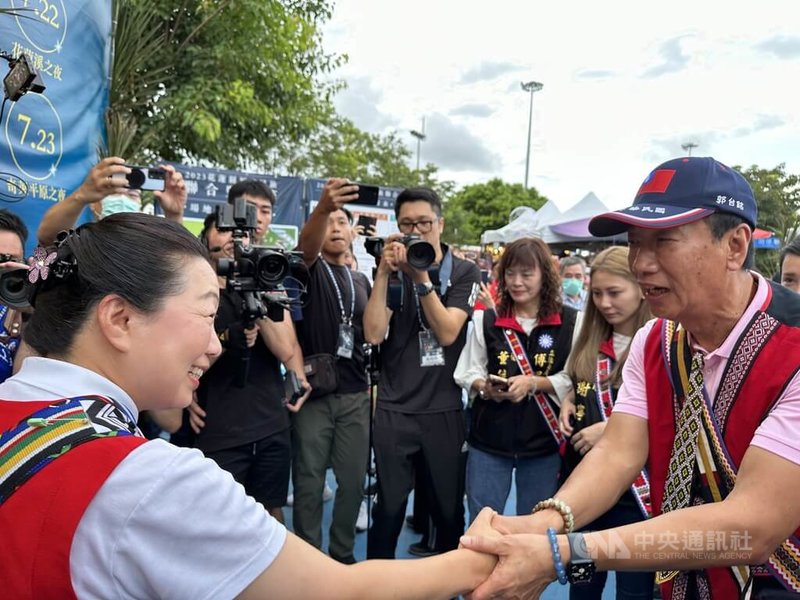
[0, 268, 31, 309]
[126, 168, 145, 189]
[255, 250, 289, 287]
[405, 239, 436, 270]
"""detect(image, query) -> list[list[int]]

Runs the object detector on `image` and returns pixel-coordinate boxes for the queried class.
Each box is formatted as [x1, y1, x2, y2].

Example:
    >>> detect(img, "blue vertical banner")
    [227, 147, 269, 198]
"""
[0, 0, 110, 254]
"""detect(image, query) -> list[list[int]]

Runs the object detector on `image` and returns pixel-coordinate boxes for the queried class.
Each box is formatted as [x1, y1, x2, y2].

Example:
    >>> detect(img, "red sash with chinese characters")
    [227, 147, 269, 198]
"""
[594, 344, 652, 520]
[503, 329, 564, 449]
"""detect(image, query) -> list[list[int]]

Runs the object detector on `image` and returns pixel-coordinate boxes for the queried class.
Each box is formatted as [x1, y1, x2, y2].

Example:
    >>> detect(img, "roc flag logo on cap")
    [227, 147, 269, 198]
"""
[636, 169, 676, 196]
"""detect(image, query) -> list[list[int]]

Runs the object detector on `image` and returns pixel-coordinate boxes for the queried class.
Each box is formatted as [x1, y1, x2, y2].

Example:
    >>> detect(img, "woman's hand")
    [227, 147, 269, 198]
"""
[559, 397, 577, 437]
[571, 421, 607, 455]
[504, 374, 536, 403]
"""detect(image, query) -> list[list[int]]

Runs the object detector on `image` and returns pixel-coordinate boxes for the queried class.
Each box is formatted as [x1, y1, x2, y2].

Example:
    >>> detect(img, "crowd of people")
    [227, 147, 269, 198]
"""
[0, 155, 799, 599]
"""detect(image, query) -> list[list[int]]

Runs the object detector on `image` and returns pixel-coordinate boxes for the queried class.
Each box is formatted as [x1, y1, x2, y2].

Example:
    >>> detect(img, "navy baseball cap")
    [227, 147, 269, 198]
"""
[589, 157, 757, 237]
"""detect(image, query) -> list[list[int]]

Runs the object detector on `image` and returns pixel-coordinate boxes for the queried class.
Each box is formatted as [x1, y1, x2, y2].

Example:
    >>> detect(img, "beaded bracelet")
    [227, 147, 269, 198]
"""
[532, 497, 575, 533]
[546, 527, 568, 585]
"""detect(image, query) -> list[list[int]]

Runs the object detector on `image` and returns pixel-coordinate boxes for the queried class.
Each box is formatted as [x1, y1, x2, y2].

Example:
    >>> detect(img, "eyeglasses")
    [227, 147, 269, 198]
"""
[398, 219, 438, 234]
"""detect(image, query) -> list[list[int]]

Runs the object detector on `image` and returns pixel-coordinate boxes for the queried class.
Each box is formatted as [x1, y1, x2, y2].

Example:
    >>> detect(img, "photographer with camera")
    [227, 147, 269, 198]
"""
[291, 178, 372, 563]
[190, 209, 309, 524]
[37, 156, 187, 245]
[0, 209, 32, 382]
[363, 187, 481, 559]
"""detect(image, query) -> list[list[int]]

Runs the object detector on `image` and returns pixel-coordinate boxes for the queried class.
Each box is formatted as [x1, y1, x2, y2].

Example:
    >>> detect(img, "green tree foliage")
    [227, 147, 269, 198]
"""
[106, 0, 342, 167]
[441, 179, 547, 246]
[736, 163, 800, 277]
[282, 113, 454, 197]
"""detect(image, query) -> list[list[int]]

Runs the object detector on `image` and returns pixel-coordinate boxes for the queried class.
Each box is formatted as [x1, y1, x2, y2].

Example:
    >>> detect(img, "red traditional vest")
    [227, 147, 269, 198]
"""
[643, 283, 800, 599]
[0, 397, 146, 599]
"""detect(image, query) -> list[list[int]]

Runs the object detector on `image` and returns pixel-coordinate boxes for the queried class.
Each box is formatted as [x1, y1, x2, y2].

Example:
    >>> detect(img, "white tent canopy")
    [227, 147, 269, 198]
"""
[480, 192, 614, 245]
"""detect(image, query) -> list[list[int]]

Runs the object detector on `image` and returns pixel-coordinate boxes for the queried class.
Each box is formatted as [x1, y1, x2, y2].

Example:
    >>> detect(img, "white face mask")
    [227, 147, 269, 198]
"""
[100, 194, 141, 219]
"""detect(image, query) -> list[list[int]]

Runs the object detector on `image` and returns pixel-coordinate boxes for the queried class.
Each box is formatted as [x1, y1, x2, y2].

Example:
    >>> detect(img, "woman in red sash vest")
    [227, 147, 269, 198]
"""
[455, 237, 579, 523]
[558, 246, 654, 599]
[0, 213, 498, 599]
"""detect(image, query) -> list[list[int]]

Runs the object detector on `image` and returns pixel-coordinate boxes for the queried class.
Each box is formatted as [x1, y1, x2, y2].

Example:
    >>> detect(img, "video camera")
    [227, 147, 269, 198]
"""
[214, 197, 302, 324]
[364, 234, 436, 270]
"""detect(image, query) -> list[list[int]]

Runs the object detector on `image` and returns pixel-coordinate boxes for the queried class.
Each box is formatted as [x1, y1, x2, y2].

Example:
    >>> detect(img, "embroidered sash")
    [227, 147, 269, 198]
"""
[594, 355, 652, 520]
[503, 329, 564, 448]
[657, 320, 800, 596]
[0, 395, 142, 506]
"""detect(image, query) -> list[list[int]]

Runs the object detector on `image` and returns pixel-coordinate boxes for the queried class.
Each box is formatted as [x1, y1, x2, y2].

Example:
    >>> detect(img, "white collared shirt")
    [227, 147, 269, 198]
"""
[0, 358, 286, 599]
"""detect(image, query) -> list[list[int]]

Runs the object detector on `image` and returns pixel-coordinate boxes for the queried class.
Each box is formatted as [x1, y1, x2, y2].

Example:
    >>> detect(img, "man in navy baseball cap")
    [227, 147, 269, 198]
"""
[589, 156, 757, 236]
[458, 158, 800, 598]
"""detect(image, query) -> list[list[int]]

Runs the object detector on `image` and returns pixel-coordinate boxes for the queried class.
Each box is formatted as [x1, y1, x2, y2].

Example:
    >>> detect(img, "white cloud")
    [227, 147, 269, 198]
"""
[323, 0, 800, 213]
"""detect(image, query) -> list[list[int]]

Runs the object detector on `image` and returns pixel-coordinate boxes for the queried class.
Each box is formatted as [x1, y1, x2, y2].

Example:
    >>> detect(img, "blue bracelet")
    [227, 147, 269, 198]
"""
[547, 527, 568, 585]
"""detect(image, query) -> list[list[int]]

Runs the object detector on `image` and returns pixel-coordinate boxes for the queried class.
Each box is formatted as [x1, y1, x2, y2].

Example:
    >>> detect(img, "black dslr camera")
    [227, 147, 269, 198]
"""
[364, 234, 435, 270]
[214, 198, 301, 324]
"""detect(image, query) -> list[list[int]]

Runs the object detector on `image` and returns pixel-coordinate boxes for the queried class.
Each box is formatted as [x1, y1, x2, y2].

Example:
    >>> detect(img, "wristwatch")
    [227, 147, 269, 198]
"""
[566, 532, 596, 585]
[415, 281, 435, 297]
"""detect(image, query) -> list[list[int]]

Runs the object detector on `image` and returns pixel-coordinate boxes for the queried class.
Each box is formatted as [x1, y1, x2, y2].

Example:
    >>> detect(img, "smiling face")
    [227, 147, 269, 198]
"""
[125, 257, 221, 410]
[627, 220, 731, 322]
[504, 260, 543, 309]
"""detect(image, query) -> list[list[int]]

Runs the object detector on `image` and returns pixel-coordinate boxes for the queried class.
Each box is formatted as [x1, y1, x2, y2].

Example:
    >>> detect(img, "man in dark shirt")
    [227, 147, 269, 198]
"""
[193, 209, 308, 524]
[364, 187, 481, 558]
[291, 178, 372, 563]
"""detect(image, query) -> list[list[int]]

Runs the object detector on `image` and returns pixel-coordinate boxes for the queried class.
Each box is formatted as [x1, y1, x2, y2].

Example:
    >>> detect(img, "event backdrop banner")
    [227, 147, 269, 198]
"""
[0, 0, 111, 253]
[171, 164, 305, 249]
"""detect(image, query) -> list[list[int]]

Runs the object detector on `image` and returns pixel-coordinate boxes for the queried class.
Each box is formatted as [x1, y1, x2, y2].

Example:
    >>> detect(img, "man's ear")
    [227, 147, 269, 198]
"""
[726, 224, 752, 272]
[95, 295, 137, 352]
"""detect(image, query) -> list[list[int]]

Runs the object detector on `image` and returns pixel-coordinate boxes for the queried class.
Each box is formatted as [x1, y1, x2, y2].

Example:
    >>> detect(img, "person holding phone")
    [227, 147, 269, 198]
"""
[454, 237, 581, 523]
[557, 246, 654, 600]
[36, 156, 187, 245]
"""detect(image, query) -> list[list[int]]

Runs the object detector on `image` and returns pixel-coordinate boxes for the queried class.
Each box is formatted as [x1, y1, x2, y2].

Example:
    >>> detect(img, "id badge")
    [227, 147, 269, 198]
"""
[337, 323, 355, 359]
[418, 330, 445, 367]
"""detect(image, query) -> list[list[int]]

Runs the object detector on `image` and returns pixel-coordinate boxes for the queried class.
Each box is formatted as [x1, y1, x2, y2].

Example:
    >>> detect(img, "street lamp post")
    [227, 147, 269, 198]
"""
[410, 117, 426, 172]
[681, 142, 698, 157]
[521, 80, 543, 189]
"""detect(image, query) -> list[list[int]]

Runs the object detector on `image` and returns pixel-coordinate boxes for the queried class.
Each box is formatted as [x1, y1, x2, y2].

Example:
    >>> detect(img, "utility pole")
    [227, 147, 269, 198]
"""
[410, 117, 426, 172]
[521, 81, 544, 189]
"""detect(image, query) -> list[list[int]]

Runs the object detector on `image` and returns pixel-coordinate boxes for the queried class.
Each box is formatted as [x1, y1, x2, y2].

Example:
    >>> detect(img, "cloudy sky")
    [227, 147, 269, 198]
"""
[322, 0, 800, 212]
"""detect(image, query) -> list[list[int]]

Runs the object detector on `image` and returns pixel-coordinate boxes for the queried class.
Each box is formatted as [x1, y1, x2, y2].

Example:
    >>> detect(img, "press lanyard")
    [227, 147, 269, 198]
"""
[322, 258, 355, 325]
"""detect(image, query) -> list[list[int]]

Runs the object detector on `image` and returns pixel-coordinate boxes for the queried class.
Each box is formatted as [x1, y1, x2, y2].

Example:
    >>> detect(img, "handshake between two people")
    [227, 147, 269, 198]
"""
[456, 507, 571, 600]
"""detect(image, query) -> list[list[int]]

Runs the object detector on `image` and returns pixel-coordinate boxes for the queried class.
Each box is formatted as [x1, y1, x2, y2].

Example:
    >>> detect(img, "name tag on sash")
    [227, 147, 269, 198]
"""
[419, 330, 445, 367]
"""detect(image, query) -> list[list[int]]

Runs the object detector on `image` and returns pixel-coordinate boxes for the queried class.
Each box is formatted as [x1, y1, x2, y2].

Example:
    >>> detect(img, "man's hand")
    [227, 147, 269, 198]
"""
[244, 324, 258, 348]
[461, 533, 558, 600]
[285, 377, 312, 413]
[317, 178, 359, 214]
[73, 156, 131, 206]
[187, 393, 206, 434]
[154, 164, 187, 220]
[376, 233, 406, 276]
[571, 421, 607, 455]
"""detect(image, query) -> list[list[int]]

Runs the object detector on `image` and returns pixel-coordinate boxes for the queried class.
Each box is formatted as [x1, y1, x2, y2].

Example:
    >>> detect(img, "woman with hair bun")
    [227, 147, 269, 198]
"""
[0, 212, 496, 600]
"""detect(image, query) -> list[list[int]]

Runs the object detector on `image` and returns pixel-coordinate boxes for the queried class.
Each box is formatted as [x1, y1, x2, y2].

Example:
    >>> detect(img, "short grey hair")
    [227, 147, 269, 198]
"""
[559, 255, 587, 275]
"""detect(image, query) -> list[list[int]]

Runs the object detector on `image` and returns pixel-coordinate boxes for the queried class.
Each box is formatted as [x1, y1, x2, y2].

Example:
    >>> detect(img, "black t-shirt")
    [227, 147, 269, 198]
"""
[377, 252, 480, 414]
[194, 289, 289, 453]
[296, 258, 371, 393]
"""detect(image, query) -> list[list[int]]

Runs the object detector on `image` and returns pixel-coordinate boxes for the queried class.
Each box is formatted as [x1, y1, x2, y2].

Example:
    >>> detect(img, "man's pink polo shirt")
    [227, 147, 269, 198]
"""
[614, 273, 800, 466]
